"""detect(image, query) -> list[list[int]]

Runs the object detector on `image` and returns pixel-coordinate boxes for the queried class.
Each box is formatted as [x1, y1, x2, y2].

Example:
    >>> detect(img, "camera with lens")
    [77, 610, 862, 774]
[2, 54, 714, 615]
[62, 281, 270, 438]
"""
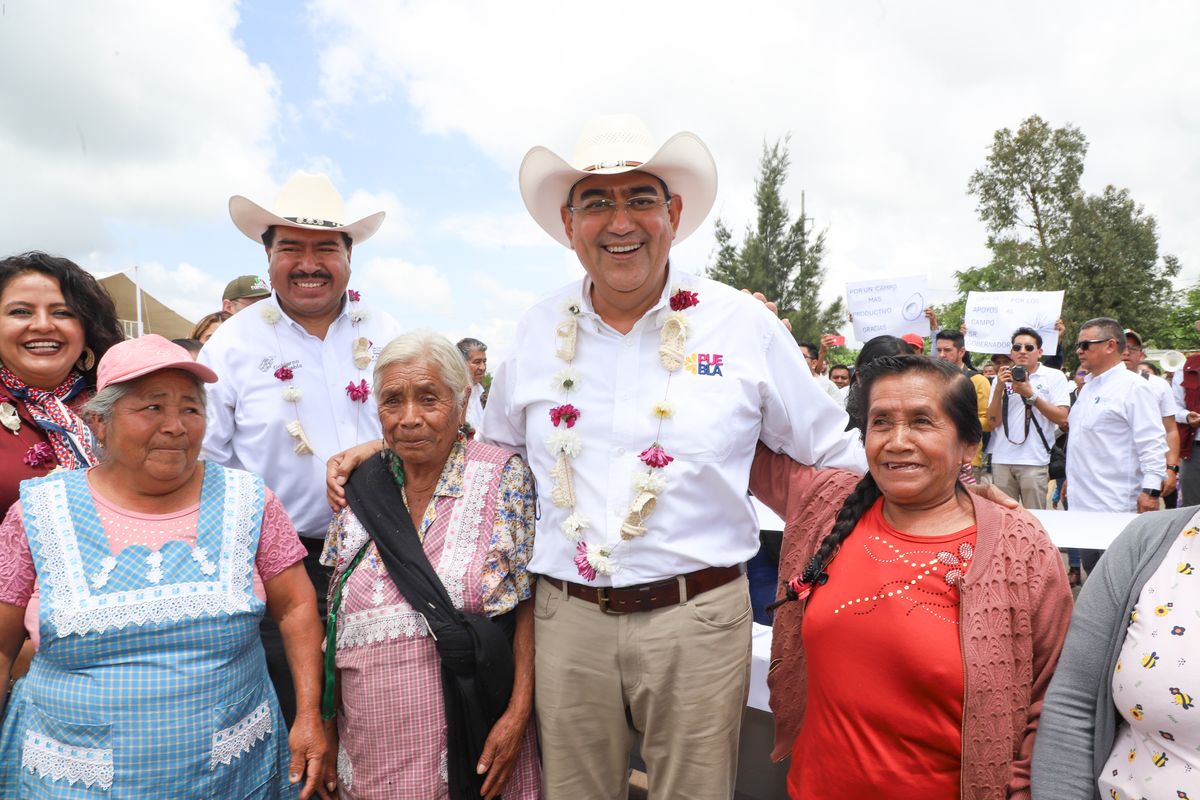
[1011, 366, 1028, 382]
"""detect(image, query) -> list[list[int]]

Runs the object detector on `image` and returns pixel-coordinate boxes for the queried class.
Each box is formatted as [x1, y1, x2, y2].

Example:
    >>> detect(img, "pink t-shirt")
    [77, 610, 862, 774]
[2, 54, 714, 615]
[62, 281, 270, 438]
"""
[0, 474, 307, 646]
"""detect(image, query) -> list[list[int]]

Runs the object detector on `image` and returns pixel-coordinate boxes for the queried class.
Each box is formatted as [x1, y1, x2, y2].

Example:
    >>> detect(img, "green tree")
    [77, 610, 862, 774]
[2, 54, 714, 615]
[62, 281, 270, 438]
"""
[949, 115, 1181, 359]
[707, 138, 845, 344]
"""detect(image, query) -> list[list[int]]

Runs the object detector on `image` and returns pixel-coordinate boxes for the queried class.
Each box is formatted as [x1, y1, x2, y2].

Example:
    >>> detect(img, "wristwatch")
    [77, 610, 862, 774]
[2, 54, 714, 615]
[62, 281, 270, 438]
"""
[1167, 464, 1181, 474]
[1142, 488, 1163, 498]
[1022, 395, 1037, 407]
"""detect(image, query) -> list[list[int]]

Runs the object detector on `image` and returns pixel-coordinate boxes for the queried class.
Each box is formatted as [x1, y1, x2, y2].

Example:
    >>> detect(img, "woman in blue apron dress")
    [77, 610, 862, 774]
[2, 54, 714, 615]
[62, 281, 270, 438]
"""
[0, 336, 327, 799]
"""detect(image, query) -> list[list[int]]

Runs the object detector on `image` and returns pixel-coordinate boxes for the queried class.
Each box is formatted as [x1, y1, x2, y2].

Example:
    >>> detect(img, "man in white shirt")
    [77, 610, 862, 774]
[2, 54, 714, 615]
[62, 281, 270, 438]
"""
[985, 327, 1070, 509]
[456, 337, 488, 433]
[1122, 328, 1181, 503]
[483, 114, 864, 798]
[1066, 317, 1166, 573]
[199, 172, 401, 723]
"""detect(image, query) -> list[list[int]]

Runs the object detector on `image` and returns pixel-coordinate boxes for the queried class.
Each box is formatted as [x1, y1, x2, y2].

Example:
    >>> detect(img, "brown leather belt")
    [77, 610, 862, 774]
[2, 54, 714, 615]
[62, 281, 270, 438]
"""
[541, 565, 742, 614]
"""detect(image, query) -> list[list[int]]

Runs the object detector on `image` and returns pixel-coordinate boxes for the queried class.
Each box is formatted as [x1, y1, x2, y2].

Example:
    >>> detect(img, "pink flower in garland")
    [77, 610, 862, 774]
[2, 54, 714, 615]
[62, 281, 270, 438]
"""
[273, 366, 294, 381]
[669, 289, 700, 311]
[345, 380, 370, 403]
[23, 442, 54, 468]
[348, 289, 361, 302]
[574, 541, 597, 582]
[638, 444, 674, 469]
[549, 404, 581, 428]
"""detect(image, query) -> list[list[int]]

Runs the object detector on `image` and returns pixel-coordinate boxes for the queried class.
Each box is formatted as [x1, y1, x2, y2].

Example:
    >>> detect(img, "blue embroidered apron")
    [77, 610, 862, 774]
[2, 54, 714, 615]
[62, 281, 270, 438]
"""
[0, 464, 295, 799]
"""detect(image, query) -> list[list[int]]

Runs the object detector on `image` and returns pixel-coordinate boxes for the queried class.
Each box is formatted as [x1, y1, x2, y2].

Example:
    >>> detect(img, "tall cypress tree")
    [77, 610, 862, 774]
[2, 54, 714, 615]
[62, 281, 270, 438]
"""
[707, 138, 844, 343]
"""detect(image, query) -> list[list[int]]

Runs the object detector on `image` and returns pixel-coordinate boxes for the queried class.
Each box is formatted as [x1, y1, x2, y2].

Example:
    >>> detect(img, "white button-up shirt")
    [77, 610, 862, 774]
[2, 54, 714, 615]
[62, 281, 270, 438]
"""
[988, 365, 1071, 467]
[1171, 369, 1194, 424]
[1066, 362, 1167, 512]
[1131, 372, 1174, 421]
[465, 382, 485, 432]
[199, 295, 402, 537]
[482, 270, 866, 586]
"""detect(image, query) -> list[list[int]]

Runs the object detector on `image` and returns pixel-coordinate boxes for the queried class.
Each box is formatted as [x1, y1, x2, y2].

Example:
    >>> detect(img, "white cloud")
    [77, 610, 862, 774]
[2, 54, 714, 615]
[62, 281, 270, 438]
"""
[355, 256, 454, 316]
[438, 212, 550, 250]
[469, 274, 540, 317]
[308, 0, 1200, 305]
[0, 2, 279, 256]
[346, 189, 413, 246]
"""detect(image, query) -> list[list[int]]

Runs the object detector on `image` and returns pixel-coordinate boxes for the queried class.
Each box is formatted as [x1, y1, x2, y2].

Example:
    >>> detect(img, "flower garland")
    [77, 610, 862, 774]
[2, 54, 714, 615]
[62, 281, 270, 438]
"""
[263, 292, 373, 456]
[549, 286, 700, 581]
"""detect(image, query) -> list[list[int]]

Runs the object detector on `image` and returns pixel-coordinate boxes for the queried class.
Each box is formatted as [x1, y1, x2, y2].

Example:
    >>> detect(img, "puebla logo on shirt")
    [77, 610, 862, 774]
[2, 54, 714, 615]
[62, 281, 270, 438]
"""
[685, 352, 724, 376]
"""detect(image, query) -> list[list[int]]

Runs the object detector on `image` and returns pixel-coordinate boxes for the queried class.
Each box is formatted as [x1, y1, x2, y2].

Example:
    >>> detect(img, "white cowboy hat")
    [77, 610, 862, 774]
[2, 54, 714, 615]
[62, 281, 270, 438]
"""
[519, 114, 717, 248]
[229, 171, 386, 245]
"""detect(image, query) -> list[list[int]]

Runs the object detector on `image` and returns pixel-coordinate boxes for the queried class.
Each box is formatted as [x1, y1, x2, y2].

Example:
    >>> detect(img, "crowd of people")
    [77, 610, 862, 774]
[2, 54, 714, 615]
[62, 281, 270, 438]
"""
[0, 113, 1195, 799]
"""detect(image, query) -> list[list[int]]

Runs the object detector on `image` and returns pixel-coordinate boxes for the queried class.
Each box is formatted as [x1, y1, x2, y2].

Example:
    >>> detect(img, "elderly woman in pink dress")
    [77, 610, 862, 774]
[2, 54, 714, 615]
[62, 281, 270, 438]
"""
[320, 330, 539, 800]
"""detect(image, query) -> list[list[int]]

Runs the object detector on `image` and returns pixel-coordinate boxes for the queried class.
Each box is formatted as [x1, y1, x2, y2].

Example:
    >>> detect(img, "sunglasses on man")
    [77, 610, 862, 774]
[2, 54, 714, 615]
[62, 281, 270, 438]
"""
[1075, 338, 1114, 351]
[1010, 343, 1039, 353]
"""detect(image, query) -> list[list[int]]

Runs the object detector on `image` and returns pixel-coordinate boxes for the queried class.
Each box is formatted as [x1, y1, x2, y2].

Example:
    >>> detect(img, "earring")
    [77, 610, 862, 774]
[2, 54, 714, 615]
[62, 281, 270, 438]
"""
[76, 347, 96, 372]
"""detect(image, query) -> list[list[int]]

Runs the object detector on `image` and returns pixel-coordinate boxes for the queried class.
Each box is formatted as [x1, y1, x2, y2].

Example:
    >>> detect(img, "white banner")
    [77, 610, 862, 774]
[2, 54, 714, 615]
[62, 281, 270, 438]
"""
[964, 290, 1064, 354]
[845, 275, 930, 343]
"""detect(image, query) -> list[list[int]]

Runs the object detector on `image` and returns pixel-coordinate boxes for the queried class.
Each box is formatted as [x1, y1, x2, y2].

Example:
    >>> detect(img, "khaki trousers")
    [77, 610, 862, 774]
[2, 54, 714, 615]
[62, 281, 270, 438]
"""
[991, 463, 1050, 509]
[534, 574, 752, 800]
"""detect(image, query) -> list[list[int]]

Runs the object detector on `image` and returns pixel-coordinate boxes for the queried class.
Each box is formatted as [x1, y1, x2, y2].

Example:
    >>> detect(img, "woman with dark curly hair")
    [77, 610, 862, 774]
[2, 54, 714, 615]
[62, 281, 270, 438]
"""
[0, 252, 125, 685]
[0, 252, 124, 513]
[751, 354, 1072, 799]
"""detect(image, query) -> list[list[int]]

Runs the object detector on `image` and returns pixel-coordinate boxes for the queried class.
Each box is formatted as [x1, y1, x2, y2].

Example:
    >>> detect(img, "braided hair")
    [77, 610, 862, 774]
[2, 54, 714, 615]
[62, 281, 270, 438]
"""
[785, 354, 982, 602]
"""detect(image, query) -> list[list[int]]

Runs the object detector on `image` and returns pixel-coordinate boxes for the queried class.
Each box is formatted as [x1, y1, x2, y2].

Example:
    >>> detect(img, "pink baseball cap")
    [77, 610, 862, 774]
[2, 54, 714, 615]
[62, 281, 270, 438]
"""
[96, 335, 218, 392]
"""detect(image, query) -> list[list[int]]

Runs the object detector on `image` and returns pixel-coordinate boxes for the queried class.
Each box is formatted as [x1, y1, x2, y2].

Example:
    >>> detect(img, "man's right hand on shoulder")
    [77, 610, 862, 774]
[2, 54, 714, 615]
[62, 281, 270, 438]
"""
[326, 440, 386, 510]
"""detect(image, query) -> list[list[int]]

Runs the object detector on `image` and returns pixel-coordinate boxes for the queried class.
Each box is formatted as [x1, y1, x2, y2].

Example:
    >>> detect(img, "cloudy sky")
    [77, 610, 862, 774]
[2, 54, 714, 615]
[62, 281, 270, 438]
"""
[2, 0, 1197, 357]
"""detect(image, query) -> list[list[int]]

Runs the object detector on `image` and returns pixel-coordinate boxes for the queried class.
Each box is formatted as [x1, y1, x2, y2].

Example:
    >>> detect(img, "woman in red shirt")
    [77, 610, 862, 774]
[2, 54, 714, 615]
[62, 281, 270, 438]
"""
[753, 354, 1072, 799]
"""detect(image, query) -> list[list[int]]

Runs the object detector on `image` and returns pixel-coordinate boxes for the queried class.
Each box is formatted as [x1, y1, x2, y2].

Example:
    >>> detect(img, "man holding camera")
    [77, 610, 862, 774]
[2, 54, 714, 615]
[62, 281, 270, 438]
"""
[986, 326, 1071, 509]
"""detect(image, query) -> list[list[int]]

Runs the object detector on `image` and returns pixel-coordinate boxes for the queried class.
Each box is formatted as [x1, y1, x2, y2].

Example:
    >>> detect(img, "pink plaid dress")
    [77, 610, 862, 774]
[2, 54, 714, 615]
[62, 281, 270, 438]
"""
[322, 439, 540, 800]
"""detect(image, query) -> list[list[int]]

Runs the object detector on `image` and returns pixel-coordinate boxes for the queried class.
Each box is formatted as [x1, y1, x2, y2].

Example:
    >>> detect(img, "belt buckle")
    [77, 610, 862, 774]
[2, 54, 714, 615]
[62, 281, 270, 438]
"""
[595, 587, 614, 614]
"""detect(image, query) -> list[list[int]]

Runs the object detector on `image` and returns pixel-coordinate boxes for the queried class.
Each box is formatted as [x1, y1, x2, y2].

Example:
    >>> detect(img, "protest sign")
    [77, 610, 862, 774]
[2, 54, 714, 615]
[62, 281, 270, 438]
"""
[845, 275, 930, 342]
[964, 290, 1064, 354]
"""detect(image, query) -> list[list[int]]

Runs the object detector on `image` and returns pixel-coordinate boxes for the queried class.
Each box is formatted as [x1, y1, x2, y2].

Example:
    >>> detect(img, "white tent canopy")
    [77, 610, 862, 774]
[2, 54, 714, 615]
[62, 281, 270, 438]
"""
[93, 269, 195, 340]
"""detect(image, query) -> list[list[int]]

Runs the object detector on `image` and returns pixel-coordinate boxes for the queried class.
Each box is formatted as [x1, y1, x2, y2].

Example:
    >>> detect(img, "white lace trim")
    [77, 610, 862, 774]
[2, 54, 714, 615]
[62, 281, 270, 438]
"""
[438, 460, 494, 608]
[337, 743, 353, 791]
[211, 701, 272, 768]
[337, 604, 429, 649]
[22, 730, 114, 789]
[28, 470, 259, 637]
[439, 748, 448, 784]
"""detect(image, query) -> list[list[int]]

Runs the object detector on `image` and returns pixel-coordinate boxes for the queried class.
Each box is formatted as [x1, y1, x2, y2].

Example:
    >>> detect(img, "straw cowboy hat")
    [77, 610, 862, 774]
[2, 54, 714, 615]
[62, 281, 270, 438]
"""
[229, 171, 386, 245]
[519, 114, 718, 248]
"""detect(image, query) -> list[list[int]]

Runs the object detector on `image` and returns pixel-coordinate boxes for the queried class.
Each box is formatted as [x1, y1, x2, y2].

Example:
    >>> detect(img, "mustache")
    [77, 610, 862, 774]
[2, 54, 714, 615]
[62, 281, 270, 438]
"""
[288, 270, 333, 281]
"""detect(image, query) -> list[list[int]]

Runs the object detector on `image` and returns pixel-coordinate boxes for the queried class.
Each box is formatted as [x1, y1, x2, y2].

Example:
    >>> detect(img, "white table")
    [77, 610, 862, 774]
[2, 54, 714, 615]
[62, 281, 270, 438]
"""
[752, 498, 1134, 551]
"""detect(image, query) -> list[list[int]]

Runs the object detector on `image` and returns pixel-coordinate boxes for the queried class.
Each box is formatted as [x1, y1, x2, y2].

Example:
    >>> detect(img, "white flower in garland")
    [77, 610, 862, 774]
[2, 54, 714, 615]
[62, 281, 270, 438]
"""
[651, 401, 674, 420]
[546, 429, 582, 459]
[586, 545, 615, 576]
[561, 513, 590, 542]
[349, 309, 369, 324]
[282, 386, 303, 403]
[560, 297, 583, 317]
[260, 305, 282, 324]
[552, 368, 580, 393]
[632, 471, 667, 495]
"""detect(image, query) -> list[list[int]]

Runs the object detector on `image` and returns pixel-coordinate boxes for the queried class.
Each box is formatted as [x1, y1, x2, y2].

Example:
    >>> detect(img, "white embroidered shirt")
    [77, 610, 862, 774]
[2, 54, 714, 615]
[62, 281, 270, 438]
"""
[481, 270, 866, 586]
[199, 295, 402, 537]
